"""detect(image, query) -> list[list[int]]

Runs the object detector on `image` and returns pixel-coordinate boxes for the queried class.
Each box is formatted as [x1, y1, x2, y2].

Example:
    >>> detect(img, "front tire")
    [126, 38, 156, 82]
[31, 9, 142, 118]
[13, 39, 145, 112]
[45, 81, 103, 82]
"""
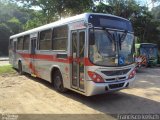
[53, 70, 67, 92]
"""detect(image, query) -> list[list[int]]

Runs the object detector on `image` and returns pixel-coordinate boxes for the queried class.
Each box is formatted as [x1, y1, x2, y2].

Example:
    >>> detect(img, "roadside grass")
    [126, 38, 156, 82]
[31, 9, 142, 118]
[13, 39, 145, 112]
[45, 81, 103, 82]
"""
[0, 65, 16, 76]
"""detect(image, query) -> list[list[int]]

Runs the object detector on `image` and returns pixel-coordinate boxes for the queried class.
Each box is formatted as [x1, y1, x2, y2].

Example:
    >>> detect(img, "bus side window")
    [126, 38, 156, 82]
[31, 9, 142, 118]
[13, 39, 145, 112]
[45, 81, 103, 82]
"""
[23, 35, 30, 50]
[39, 29, 52, 50]
[17, 37, 23, 50]
[79, 31, 85, 58]
[52, 25, 68, 50]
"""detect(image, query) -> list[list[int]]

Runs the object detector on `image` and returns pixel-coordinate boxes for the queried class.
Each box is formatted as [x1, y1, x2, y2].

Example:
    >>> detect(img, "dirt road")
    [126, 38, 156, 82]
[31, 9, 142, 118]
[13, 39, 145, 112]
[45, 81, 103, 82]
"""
[0, 67, 160, 119]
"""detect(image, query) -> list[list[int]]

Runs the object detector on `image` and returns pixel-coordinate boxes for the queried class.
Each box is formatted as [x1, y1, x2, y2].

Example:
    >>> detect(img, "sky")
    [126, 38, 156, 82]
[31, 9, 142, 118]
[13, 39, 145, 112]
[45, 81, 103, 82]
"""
[137, 0, 159, 10]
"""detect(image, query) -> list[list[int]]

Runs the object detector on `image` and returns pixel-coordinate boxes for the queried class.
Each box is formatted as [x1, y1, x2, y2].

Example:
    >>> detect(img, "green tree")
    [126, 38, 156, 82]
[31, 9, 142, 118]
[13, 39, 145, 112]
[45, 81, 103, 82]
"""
[151, 5, 160, 45]
[152, 5, 160, 19]
[7, 17, 22, 34]
[93, 0, 141, 19]
[0, 23, 11, 56]
[93, 0, 160, 43]
[0, 0, 34, 55]
[23, 12, 44, 30]
[13, 0, 93, 23]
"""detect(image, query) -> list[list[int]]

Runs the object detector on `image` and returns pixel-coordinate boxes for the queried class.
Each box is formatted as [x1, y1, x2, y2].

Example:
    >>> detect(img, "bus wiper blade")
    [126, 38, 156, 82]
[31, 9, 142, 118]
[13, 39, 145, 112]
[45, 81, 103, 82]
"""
[120, 30, 128, 42]
[119, 30, 128, 50]
[104, 28, 117, 51]
[104, 28, 115, 42]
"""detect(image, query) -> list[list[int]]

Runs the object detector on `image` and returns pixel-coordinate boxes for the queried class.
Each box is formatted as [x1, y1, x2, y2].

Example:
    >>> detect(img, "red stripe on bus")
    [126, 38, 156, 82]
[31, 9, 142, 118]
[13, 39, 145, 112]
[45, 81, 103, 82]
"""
[84, 57, 94, 66]
[19, 53, 70, 63]
[17, 52, 94, 66]
[29, 62, 40, 77]
[21, 56, 40, 77]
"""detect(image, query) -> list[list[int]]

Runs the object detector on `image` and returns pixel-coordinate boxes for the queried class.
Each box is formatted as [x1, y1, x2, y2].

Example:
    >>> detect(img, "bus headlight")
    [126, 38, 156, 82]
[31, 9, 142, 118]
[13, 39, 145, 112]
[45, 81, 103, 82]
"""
[128, 69, 136, 79]
[88, 71, 105, 83]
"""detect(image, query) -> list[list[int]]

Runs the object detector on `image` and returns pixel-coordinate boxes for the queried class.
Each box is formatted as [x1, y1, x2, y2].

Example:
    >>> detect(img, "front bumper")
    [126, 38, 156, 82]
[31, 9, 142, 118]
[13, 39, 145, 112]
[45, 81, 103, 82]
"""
[86, 77, 135, 96]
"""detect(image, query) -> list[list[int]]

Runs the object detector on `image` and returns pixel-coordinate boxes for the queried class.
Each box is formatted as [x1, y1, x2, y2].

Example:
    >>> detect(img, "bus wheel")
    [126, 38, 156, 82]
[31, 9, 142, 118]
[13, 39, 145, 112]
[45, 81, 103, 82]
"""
[18, 62, 23, 75]
[53, 70, 67, 92]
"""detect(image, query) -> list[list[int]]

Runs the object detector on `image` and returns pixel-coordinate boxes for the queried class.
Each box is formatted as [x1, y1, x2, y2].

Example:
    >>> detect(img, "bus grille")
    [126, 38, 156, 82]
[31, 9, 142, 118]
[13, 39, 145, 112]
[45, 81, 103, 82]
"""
[101, 69, 130, 76]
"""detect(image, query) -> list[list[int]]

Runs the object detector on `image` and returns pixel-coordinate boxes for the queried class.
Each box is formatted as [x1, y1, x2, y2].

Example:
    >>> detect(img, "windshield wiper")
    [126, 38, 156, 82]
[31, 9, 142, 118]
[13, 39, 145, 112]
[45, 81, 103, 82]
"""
[104, 28, 117, 51]
[120, 30, 128, 41]
[119, 30, 128, 50]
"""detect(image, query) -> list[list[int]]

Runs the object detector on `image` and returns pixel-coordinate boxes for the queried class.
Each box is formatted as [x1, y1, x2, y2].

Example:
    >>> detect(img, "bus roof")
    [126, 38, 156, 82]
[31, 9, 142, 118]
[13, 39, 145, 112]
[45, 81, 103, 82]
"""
[10, 13, 130, 39]
[140, 43, 157, 46]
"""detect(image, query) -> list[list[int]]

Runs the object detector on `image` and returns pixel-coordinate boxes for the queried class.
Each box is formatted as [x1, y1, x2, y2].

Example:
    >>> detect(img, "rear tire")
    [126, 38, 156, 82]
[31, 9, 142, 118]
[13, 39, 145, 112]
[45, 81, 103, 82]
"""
[53, 70, 67, 92]
[18, 62, 23, 75]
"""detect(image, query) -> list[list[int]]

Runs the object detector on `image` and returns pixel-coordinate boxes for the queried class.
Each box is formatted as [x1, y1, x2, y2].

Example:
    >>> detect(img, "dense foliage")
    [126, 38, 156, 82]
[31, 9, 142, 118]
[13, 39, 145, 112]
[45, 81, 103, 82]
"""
[93, 0, 160, 44]
[0, 0, 159, 56]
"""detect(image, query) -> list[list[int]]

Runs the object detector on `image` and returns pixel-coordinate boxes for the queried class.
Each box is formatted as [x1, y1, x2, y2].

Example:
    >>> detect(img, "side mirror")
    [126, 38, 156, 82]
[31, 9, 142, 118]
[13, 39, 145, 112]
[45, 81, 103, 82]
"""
[89, 32, 95, 45]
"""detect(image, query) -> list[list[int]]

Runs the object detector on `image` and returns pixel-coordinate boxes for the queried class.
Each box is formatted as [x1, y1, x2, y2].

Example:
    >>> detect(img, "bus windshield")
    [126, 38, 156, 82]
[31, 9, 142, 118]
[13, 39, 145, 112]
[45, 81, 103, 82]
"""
[89, 29, 116, 66]
[89, 29, 134, 66]
[119, 32, 134, 65]
[140, 46, 158, 59]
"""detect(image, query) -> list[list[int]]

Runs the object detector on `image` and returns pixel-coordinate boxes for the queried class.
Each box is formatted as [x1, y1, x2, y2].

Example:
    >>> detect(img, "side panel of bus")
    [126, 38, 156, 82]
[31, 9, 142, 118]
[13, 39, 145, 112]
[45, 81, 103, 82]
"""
[10, 20, 88, 95]
[32, 26, 70, 85]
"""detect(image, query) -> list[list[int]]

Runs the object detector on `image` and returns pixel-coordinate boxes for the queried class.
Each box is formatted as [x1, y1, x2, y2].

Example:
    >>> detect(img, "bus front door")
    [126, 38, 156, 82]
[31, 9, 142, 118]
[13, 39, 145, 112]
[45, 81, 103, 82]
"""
[30, 38, 36, 76]
[71, 30, 85, 91]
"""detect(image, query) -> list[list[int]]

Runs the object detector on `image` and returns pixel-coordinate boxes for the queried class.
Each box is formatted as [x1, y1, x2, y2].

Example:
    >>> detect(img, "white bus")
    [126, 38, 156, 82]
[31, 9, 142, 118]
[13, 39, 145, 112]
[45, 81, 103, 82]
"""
[9, 13, 136, 96]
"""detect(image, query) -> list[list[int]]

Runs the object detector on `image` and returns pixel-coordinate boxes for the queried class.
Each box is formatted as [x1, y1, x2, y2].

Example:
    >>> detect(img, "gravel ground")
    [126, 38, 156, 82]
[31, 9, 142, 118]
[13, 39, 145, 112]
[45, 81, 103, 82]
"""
[0, 66, 160, 120]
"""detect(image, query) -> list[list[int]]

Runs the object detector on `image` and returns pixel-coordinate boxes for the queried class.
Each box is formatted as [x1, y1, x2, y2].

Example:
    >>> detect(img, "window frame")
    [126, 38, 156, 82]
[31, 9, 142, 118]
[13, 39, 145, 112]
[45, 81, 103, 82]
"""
[17, 36, 24, 50]
[23, 35, 30, 50]
[52, 25, 68, 51]
[39, 29, 53, 50]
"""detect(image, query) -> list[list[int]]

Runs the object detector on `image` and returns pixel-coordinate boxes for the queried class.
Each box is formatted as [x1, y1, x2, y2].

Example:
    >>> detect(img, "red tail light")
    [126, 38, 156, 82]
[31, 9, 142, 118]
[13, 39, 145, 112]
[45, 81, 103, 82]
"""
[128, 69, 136, 79]
[88, 71, 104, 83]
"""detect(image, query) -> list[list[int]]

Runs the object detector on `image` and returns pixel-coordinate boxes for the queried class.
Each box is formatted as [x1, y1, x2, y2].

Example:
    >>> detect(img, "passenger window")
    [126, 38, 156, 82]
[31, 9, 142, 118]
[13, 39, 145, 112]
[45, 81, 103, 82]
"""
[17, 37, 23, 50]
[39, 29, 52, 50]
[23, 35, 30, 50]
[79, 31, 85, 58]
[52, 25, 68, 50]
